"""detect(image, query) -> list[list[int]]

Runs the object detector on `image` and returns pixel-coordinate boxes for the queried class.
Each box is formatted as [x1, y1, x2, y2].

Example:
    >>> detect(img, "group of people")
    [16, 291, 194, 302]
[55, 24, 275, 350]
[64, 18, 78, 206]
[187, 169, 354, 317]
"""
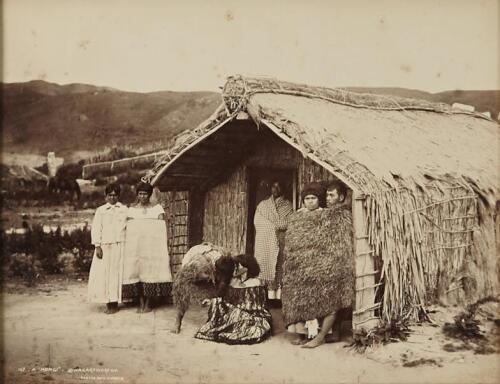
[88, 182, 172, 314]
[253, 180, 354, 348]
[88, 178, 354, 349]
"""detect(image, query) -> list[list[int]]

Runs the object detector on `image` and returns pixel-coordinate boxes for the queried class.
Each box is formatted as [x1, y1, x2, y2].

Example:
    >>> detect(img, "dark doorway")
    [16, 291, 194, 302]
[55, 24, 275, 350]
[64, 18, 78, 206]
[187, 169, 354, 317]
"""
[245, 167, 296, 256]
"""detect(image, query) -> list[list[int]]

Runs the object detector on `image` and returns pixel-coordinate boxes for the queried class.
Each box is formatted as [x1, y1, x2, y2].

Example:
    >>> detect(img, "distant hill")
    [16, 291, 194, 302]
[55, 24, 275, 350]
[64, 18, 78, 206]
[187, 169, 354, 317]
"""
[346, 87, 500, 118]
[2, 81, 498, 165]
[2, 80, 221, 162]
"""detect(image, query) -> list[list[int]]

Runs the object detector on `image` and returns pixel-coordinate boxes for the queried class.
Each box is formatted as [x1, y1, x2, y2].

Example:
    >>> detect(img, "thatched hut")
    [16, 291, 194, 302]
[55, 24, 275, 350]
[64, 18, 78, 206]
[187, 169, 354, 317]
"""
[108, 76, 500, 331]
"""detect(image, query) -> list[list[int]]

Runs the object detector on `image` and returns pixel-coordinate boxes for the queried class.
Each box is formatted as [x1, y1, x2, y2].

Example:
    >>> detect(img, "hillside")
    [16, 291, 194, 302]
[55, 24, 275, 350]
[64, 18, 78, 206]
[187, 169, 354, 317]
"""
[2, 81, 498, 166]
[2, 81, 221, 162]
[347, 87, 500, 118]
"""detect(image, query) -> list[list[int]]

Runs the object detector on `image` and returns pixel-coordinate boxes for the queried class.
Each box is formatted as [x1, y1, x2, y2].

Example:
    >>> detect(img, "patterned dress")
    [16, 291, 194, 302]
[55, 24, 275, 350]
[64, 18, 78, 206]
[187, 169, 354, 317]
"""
[253, 196, 293, 299]
[122, 204, 173, 299]
[195, 280, 272, 345]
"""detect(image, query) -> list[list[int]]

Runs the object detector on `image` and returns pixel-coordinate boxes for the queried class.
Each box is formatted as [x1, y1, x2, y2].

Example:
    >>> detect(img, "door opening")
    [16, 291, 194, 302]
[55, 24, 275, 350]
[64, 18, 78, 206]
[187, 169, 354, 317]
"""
[245, 167, 296, 256]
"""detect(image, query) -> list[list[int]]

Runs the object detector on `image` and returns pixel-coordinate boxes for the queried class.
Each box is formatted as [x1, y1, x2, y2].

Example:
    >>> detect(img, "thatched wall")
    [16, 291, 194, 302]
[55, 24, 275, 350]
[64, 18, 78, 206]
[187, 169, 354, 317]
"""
[156, 190, 189, 275]
[366, 180, 499, 322]
[203, 167, 248, 255]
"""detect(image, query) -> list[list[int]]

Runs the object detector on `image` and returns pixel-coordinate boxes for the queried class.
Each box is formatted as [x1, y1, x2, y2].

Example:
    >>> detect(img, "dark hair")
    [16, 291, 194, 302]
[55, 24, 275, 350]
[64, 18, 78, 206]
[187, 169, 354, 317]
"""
[214, 256, 236, 297]
[136, 181, 153, 196]
[105, 183, 121, 195]
[233, 254, 260, 279]
[301, 182, 325, 202]
[271, 179, 283, 188]
[326, 182, 347, 198]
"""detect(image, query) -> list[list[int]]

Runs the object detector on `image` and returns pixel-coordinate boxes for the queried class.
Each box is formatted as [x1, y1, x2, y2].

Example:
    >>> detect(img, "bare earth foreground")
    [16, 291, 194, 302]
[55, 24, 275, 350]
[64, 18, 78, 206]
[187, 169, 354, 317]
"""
[3, 279, 499, 384]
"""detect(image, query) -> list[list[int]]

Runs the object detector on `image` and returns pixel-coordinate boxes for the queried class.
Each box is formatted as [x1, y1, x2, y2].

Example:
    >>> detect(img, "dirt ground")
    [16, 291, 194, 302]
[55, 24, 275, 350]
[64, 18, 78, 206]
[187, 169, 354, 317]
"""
[2, 278, 499, 384]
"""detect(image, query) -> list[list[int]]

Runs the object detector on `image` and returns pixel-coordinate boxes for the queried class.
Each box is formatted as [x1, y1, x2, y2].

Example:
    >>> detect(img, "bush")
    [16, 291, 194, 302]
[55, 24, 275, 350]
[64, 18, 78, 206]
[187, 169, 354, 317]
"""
[2, 224, 95, 280]
[61, 226, 94, 273]
[32, 225, 64, 274]
[4, 253, 42, 286]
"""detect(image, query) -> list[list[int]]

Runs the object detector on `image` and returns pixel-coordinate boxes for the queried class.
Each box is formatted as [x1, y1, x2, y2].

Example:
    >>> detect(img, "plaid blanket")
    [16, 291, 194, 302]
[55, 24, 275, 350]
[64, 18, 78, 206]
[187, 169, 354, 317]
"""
[253, 196, 293, 285]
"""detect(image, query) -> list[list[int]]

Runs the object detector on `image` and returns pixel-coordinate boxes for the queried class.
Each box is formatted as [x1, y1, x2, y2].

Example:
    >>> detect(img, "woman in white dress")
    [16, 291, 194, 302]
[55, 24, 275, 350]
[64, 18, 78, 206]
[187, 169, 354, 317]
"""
[122, 182, 173, 313]
[88, 183, 128, 314]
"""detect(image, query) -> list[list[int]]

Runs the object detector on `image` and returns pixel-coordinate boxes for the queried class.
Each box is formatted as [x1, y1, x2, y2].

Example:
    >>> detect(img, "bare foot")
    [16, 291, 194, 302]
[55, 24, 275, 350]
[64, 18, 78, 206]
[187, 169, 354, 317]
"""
[142, 306, 152, 313]
[290, 336, 307, 345]
[105, 303, 119, 314]
[301, 337, 325, 348]
[136, 307, 143, 313]
[170, 320, 181, 334]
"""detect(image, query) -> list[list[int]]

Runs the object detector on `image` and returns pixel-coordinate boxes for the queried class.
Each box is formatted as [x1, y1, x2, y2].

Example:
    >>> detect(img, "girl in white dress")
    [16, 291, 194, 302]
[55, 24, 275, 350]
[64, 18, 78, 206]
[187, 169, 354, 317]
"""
[88, 183, 128, 314]
[122, 182, 172, 313]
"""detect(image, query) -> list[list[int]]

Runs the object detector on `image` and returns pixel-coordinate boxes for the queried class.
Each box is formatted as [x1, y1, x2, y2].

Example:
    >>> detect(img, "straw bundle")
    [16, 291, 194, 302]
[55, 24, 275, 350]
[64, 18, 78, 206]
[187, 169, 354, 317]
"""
[282, 206, 355, 326]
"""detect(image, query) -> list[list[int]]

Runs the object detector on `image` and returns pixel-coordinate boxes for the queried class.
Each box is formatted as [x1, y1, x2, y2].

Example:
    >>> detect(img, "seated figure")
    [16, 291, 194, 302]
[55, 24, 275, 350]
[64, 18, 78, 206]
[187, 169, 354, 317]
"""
[195, 254, 272, 345]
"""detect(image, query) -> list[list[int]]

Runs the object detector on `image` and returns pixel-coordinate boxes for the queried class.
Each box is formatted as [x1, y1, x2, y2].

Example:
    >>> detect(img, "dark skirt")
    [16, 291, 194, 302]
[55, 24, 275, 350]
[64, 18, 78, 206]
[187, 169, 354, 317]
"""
[122, 282, 171, 299]
[195, 285, 272, 345]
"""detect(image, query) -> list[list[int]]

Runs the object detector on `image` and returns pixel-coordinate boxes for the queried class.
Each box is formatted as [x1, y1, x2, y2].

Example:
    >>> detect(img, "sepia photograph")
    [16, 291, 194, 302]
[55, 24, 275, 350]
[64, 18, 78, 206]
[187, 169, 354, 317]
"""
[1, 0, 499, 383]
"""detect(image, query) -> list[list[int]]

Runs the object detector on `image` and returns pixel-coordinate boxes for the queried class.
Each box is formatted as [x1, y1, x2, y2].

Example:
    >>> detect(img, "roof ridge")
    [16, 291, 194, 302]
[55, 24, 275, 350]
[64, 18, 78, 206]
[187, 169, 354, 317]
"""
[222, 75, 492, 121]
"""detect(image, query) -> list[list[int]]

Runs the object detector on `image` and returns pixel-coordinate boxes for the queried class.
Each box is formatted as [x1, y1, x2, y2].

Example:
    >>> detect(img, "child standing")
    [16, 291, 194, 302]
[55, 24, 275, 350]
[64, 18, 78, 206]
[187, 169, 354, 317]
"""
[88, 183, 128, 314]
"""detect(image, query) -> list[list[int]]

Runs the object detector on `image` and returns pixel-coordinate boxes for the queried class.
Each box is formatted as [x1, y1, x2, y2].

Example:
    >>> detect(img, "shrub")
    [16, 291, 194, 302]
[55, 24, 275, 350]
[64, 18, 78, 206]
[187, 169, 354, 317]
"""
[2, 223, 95, 283]
[61, 226, 94, 273]
[2, 225, 64, 274]
[34, 225, 65, 274]
[4, 253, 41, 286]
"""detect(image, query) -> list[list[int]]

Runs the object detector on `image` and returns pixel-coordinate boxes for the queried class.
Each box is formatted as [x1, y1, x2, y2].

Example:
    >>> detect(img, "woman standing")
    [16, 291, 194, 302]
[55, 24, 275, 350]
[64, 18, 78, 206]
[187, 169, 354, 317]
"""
[253, 180, 293, 302]
[122, 182, 172, 313]
[88, 183, 128, 314]
[282, 181, 355, 348]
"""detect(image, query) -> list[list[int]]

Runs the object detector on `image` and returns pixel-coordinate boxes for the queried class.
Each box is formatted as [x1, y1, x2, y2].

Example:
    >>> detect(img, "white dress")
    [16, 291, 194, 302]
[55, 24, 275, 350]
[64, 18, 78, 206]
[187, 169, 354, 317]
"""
[122, 204, 172, 288]
[87, 202, 128, 303]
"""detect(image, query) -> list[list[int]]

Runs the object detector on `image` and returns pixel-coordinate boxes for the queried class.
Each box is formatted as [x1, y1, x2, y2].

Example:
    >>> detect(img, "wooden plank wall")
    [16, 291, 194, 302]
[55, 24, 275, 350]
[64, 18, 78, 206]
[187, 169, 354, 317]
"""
[245, 136, 299, 168]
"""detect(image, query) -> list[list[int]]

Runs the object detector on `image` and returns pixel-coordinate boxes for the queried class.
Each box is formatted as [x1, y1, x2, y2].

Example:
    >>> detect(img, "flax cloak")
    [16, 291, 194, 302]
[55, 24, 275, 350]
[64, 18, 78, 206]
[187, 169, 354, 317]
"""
[282, 206, 355, 326]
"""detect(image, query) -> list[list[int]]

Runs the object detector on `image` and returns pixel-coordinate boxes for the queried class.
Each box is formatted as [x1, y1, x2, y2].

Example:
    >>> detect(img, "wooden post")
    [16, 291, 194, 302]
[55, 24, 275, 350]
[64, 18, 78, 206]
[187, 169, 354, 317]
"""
[352, 192, 380, 332]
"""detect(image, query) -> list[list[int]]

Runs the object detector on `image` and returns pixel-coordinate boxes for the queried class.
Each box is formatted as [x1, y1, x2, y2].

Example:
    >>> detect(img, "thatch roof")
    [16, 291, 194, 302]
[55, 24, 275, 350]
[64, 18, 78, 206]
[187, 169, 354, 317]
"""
[145, 76, 498, 203]
[142, 76, 500, 324]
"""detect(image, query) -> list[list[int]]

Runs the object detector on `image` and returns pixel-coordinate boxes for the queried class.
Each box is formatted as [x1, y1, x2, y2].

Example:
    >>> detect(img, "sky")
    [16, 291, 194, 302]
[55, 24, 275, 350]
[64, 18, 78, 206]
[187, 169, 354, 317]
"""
[3, 0, 499, 93]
